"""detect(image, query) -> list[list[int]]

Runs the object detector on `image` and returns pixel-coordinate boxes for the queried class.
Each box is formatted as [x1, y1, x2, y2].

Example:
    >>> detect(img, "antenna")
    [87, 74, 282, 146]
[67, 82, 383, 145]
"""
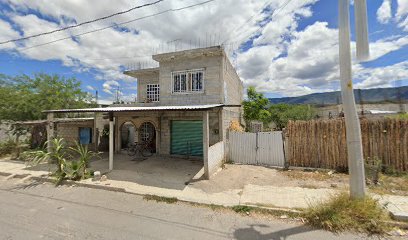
[95, 90, 99, 107]
[115, 86, 121, 103]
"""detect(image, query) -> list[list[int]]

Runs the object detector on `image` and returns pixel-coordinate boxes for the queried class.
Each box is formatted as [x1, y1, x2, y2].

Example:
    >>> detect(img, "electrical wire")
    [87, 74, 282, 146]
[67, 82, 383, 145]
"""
[225, 0, 293, 45]
[221, 0, 274, 44]
[18, 0, 216, 51]
[0, 0, 164, 45]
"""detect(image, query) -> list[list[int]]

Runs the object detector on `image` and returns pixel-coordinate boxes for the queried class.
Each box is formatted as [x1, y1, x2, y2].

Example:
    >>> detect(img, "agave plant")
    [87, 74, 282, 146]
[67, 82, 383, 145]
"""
[25, 138, 98, 185]
[67, 142, 99, 180]
[25, 138, 68, 185]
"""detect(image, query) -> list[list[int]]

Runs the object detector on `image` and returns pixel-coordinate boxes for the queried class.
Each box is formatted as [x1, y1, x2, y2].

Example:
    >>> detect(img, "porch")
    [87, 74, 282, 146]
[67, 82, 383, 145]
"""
[44, 104, 235, 179]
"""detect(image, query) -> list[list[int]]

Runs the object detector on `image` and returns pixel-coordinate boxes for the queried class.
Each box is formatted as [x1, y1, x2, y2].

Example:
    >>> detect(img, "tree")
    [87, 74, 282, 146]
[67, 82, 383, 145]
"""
[269, 104, 316, 130]
[0, 73, 94, 121]
[242, 86, 271, 127]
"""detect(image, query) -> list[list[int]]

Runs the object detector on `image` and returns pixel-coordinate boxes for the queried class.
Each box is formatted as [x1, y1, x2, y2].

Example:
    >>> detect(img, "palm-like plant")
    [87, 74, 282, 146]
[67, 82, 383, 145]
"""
[25, 138, 98, 185]
[68, 142, 99, 180]
[26, 138, 68, 184]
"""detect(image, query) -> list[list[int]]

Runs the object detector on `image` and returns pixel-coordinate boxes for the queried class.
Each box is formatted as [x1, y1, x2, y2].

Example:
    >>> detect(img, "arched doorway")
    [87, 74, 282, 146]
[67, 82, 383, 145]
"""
[139, 122, 156, 153]
[121, 121, 136, 149]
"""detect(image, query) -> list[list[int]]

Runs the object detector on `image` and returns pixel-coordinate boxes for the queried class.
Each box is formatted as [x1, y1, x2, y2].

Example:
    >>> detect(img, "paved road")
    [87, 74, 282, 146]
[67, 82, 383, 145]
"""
[0, 176, 379, 240]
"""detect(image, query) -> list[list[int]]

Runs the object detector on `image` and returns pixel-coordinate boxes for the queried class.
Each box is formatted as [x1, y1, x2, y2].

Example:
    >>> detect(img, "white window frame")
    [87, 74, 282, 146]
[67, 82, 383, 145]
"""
[171, 68, 205, 94]
[146, 84, 160, 102]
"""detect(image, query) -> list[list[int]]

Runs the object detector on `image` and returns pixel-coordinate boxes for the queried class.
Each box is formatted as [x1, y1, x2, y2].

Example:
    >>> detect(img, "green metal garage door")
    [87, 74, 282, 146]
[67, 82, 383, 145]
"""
[171, 120, 203, 157]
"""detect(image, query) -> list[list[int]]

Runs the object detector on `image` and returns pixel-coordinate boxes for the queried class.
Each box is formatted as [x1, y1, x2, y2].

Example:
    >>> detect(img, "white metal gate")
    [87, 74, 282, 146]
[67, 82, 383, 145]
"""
[229, 131, 285, 167]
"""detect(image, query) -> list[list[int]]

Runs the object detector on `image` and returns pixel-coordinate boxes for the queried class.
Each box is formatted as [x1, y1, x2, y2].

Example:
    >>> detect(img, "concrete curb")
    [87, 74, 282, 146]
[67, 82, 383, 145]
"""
[2, 171, 408, 226]
[1, 171, 301, 215]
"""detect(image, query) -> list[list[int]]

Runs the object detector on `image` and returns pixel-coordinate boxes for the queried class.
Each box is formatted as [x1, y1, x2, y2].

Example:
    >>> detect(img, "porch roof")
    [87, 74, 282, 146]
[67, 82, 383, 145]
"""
[43, 104, 239, 113]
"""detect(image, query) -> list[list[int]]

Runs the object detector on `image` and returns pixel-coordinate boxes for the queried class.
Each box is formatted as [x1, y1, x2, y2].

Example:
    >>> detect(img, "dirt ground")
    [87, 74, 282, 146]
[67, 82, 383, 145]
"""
[191, 164, 408, 196]
[190, 164, 350, 193]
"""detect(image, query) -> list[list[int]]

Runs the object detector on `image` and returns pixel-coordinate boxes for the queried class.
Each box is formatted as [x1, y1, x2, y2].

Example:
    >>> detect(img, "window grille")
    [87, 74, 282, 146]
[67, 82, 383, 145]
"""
[146, 84, 160, 102]
[171, 69, 204, 94]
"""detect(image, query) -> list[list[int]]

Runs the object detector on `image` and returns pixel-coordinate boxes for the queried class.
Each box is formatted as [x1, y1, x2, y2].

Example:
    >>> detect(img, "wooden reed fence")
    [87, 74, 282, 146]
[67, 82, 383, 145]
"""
[286, 118, 408, 172]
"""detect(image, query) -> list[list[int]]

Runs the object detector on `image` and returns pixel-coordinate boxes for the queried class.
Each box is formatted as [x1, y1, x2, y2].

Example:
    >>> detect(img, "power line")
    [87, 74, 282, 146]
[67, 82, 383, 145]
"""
[19, 0, 216, 51]
[221, 0, 274, 44]
[0, 0, 164, 45]
[225, 0, 293, 46]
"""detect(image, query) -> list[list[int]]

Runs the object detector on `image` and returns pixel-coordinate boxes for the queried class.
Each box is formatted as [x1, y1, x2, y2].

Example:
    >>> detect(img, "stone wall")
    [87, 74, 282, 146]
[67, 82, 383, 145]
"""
[0, 123, 12, 142]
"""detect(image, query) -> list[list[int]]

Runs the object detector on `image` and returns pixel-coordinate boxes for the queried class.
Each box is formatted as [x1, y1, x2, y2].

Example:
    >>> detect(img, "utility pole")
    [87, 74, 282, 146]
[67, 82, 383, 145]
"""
[338, 0, 369, 199]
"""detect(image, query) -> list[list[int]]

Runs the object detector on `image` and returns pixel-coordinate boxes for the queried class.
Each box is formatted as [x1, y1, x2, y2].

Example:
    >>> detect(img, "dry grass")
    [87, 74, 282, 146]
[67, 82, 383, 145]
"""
[283, 170, 336, 181]
[303, 192, 390, 234]
[369, 174, 408, 196]
[143, 195, 178, 204]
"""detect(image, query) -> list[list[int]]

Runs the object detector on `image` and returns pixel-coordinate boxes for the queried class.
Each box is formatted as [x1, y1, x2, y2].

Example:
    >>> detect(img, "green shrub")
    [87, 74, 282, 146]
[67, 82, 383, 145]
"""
[0, 139, 17, 156]
[303, 192, 390, 234]
[232, 205, 254, 213]
[143, 195, 178, 204]
[365, 157, 382, 185]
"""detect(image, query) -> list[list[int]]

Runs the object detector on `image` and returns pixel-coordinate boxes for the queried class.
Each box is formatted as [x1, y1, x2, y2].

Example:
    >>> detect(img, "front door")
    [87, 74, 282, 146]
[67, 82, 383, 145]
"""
[171, 120, 203, 157]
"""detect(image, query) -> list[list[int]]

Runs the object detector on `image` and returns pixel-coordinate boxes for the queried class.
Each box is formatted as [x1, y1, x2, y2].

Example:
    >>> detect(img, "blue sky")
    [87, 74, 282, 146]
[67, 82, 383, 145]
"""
[0, 0, 407, 101]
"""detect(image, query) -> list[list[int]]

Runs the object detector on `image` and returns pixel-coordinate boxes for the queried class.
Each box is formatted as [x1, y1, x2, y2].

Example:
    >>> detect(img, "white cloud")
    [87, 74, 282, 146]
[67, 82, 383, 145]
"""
[377, 0, 392, 24]
[0, 0, 406, 98]
[354, 61, 408, 89]
[102, 80, 119, 94]
[396, 0, 408, 31]
[236, 20, 408, 97]
[86, 85, 95, 91]
[0, 19, 20, 49]
[396, 0, 408, 19]
[369, 35, 408, 60]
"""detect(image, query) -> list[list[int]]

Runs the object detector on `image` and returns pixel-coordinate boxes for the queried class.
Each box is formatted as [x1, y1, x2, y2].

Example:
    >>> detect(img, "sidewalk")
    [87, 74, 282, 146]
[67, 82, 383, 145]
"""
[0, 159, 407, 221]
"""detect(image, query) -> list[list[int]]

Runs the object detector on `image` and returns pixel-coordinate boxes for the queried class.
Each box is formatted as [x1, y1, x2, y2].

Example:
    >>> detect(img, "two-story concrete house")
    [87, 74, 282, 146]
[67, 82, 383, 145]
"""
[44, 46, 243, 178]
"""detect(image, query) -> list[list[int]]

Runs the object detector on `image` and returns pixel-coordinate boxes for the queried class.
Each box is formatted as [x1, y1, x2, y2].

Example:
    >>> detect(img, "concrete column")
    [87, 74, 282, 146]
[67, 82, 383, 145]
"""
[218, 109, 224, 142]
[46, 113, 54, 153]
[203, 111, 210, 179]
[115, 116, 120, 153]
[109, 113, 114, 171]
[93, 112, 98, 151]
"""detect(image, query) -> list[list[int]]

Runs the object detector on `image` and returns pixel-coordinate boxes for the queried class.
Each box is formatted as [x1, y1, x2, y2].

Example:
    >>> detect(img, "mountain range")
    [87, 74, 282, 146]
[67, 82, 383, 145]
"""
[269, 86, 408, 105]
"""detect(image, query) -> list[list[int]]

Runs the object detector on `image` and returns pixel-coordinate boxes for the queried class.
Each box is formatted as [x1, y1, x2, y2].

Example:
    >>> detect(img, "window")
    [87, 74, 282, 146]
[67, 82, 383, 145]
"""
[140, 122, 155, 142]
[146, 84, 160, 102]
[172, 69, 204, 93]
[79, 127, 92, 144]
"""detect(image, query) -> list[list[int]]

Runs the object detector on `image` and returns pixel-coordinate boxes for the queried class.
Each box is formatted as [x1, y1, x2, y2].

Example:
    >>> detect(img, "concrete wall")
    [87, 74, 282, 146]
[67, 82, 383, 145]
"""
[113, 110, 221, 156]
[207, 141, 224, 176]
[317, 103, 408, 119]
[137, 73, 159, 103]
[55, 120, 94, 149]
[222, 55, 244, 105]
[158, 55, 223, 105]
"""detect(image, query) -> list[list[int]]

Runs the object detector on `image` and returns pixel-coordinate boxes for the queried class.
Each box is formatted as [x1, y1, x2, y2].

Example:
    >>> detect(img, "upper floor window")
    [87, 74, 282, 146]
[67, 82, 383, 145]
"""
[171, 69, 204, 94]
[146, 84, 160, 102]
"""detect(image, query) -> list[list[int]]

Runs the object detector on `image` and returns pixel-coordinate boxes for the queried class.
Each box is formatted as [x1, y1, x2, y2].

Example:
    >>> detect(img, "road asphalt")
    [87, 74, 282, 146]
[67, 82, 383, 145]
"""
[0, 176, 391, 240]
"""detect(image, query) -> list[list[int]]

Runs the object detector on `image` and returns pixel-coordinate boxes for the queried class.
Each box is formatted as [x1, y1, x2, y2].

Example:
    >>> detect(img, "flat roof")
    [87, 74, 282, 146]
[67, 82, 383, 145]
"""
[43, 104, 240, 113]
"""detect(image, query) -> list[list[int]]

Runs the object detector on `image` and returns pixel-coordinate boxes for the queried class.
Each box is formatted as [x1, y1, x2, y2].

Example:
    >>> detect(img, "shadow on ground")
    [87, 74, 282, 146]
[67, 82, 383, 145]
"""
[90, 153, 203, 190]
[233, 224, 319, 240]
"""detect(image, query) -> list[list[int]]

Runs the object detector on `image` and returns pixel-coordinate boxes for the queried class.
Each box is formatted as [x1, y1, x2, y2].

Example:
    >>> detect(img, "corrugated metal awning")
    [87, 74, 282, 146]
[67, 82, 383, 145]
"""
[43, 104, 236, 113]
